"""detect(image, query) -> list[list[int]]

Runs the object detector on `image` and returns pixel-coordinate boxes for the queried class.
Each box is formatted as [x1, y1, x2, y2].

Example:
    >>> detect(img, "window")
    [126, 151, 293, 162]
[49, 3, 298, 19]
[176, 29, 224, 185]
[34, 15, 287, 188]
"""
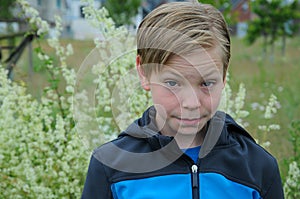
[56, 0, 61, 8]
[80, 5, 85, 18]
[242, 2, 249, 12]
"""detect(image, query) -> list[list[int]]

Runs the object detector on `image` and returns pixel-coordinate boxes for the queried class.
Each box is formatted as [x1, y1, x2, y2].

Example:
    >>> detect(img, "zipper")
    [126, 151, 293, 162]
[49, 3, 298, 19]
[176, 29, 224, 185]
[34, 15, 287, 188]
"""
[191, 164, 199, 199]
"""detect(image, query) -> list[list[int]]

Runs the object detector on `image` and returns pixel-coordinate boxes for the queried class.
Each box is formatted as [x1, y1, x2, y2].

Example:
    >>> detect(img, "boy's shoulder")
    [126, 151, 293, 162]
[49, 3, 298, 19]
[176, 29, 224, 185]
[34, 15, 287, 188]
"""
[223, 112, 276, 161]
[222, 112, 279, 177]
[206, 112, 280, 195]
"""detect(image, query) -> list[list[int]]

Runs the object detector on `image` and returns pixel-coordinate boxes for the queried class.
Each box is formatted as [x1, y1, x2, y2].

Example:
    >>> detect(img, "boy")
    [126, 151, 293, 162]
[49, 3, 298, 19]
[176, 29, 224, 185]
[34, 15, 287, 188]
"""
[81, 1, 284, 198]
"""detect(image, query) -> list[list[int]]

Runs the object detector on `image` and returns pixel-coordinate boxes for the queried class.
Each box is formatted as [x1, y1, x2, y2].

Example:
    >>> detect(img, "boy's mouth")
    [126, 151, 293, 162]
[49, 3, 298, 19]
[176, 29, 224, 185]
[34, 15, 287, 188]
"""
[174, 117, 203, 126]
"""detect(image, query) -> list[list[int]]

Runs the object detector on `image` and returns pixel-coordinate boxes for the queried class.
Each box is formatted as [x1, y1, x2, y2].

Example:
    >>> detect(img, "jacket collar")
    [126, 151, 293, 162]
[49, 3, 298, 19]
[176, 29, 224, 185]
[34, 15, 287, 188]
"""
[122, 106, 255, 158]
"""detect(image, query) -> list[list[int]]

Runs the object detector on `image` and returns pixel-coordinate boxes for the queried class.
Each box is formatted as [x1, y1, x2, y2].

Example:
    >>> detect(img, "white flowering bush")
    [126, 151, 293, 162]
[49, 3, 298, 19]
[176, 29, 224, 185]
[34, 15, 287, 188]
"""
[284, 121, 300, 198]
[284, 161, 300, 199]
[219, 74, 249, 124]
[0, 0, 89, 198]
[74, 0, 151, 150]
[0, 65, 89, 198]
[219, 75, 280, 149]
[1, 0, 150, 197]
[255, 94, 281, 148]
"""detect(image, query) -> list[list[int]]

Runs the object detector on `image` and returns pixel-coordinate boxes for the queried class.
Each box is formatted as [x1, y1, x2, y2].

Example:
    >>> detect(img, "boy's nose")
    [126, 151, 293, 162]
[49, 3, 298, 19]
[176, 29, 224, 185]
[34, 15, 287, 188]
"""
[181, 88, 201, 110]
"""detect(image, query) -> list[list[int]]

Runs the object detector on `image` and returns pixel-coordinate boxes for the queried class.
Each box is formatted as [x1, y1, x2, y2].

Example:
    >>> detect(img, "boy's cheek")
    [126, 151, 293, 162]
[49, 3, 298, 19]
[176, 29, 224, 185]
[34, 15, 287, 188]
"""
[150, 84, 177, 97]
[154, 104, 168, 119]
[151, 88, 179, 107]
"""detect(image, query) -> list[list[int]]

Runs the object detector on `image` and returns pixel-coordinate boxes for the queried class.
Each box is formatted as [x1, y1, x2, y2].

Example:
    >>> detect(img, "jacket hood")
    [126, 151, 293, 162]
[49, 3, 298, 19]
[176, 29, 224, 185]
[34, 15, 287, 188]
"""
[95, 106, 256, 173]
[120, 106, 255, 159]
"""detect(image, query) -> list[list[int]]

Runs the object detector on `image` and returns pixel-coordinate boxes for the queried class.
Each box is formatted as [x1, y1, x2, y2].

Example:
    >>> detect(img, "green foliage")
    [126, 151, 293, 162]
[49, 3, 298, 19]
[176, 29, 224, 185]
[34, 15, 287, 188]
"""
[0, 0, 17, 20]
[283, 121, 300, 198]
[289, 121, 300, 161]
[103, 0, 142, 26]
[246, 0, 300, 57]
[198, 0, 235, 25]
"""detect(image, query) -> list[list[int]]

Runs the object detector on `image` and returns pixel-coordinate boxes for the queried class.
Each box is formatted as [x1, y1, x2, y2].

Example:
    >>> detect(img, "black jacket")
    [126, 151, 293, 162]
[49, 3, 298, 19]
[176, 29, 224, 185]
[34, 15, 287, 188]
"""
[82, 107, 284, 199]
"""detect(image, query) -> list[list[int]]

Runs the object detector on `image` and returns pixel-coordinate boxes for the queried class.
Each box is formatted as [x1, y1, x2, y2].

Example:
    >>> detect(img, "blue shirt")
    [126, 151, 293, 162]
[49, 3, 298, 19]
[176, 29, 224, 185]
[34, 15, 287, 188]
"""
[182, 146, 201, 163]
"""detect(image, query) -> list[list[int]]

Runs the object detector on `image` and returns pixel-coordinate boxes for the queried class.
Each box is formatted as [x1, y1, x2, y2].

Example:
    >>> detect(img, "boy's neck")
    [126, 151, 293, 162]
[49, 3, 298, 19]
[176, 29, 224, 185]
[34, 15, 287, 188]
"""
[174, 126, 207, 149]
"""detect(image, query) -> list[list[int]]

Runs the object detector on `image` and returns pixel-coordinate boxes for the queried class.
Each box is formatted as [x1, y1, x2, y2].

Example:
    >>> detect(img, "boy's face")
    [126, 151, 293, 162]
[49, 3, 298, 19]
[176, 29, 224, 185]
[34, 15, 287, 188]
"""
[137, 48, 226, 147]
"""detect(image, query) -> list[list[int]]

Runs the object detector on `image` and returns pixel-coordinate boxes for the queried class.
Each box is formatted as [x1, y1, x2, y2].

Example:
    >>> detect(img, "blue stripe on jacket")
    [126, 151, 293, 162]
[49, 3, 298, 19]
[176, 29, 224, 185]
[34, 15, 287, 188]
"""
[111, 172, 261, 199]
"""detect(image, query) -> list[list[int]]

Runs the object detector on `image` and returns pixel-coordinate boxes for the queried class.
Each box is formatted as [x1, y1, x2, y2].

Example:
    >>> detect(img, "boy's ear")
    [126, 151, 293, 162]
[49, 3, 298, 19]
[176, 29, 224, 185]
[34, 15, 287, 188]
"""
[136, 55, 151, 91]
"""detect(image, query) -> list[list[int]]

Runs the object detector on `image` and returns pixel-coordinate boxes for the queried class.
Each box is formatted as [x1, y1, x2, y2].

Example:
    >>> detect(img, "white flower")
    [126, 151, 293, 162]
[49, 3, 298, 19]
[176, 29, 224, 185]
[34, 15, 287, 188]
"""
[284, 161, 300, 198]
[37, 52, 44, 60]
[261, 141, 271, 148]
[258, 125, 267, 131]
[66, 85, 74, 93]
[268, 124, 280, 130]
[264, 94, 279, 119]
[66, 44, 74, 56]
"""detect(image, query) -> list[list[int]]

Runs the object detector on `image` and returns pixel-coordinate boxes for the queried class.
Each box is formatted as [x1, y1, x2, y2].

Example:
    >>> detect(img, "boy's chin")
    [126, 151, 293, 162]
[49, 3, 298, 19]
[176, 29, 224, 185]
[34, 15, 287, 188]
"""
[174, 125, 206, 136]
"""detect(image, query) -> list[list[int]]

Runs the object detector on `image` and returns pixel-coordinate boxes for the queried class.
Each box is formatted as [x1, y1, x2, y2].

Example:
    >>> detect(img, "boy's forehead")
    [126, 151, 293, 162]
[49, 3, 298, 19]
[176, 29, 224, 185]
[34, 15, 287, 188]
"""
[161, 63, 223, 81]
[164, 48, 223, 75]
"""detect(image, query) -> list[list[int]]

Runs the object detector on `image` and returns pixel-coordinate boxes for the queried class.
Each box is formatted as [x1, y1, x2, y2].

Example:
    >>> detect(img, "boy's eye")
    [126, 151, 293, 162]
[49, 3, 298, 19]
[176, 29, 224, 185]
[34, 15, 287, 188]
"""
[165, 80, 178, 87]
[201, 81, 214, 87]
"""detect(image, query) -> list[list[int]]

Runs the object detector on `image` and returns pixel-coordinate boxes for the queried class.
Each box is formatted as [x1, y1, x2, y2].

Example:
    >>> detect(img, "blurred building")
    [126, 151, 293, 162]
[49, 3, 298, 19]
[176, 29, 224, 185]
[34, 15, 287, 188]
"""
[26, 0, 103, 39]
[25, 0, 187, 39]
[25, 0, 254, 39]
[26, 0, 69, 37]
[231, 0, 251, 38]
[141, 0, 185, 18]
[65, 0, 103, 39]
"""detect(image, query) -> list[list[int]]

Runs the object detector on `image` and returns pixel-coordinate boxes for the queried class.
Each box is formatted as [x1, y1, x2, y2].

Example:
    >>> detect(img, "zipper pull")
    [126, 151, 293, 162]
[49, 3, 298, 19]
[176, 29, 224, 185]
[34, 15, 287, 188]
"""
[191, 165, 198, 188]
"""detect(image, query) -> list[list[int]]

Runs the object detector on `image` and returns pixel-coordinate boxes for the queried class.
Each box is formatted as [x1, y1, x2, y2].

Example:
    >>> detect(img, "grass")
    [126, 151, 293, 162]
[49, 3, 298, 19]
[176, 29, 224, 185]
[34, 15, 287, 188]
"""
[230, 36, 300, 176]
[8, 35, 300, 177]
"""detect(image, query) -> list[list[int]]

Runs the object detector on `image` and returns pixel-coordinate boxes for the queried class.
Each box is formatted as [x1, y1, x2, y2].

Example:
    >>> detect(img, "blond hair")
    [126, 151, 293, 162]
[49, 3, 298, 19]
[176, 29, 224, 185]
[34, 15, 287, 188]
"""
[137, 2, 231, 79]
